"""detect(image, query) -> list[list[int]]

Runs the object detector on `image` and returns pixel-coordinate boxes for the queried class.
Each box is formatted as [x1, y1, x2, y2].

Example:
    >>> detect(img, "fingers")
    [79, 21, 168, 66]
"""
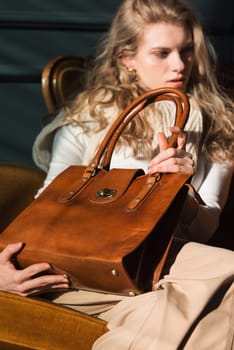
[19, 262, 71, 284]
[158, 132, 168, 152]
[3, 261, 71, 296]
[157, 127, 187, 154]
[20, 262, 53, 280]
[10, 264, 71, 297]
[149, 156, 194, 174]
[18, 274, 71, 296]
[0, 242, 25, 263]
[168, 126, 187, 150]
[150, 147, 191, 167]
[149, 148, 194, 175]
[0, 244, 72, 296]
[148, 127, 193, 175]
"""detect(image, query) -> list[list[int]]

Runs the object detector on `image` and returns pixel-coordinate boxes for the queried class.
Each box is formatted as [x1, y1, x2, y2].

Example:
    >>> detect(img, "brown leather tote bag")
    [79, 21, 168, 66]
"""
[0, 88, 191, 296]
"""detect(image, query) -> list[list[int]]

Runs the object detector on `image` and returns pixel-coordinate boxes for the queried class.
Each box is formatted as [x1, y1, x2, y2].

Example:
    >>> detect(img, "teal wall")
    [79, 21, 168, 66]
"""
[0, 0, 233, 167]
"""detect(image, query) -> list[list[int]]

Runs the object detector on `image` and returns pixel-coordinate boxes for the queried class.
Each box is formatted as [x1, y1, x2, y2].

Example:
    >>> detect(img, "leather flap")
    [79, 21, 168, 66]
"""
[89, 168, 145, 204]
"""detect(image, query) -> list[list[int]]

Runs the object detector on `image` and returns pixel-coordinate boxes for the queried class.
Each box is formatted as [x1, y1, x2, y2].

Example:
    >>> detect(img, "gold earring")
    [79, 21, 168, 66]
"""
[127, 67, 137, 81]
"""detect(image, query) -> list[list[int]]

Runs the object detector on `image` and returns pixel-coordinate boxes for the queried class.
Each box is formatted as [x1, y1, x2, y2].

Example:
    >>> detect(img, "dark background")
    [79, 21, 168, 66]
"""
[0, 0, 233, 167]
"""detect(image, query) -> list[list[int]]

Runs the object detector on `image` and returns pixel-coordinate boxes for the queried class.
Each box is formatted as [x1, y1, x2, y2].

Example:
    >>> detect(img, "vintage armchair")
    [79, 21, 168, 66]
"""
[41, 55, 94, 114]
[0, 56, 233, 349]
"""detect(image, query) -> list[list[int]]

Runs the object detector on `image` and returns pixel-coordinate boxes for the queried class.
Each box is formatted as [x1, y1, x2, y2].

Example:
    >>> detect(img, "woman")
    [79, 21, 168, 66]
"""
[1, 0, 234, 348]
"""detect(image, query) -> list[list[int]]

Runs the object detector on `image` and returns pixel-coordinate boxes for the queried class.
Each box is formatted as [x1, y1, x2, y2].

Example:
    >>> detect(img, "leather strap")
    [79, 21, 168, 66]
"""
[82, 88, 190, 181]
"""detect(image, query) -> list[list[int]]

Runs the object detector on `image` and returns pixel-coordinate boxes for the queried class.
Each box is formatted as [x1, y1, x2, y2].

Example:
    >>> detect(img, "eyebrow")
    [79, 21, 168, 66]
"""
[151, 41, 194, 51]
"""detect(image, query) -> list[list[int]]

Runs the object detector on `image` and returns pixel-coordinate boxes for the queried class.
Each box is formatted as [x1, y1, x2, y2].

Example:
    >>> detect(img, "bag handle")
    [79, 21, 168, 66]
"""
[59, 88, 190, 203]
[82, 87, 190, 179]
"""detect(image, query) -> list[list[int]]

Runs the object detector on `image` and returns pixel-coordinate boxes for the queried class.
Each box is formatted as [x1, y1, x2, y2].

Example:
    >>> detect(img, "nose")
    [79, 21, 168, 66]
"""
[171, 52, 185, 72]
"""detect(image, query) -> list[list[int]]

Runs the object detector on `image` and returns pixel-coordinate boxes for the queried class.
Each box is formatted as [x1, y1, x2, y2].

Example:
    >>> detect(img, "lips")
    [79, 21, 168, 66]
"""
[167, 77, 186, 88]
[168, 80, 184, 87]
[169, 76, 185, 83]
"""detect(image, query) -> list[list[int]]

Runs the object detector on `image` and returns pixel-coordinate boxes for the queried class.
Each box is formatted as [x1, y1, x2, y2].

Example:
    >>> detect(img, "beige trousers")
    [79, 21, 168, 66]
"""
[52, 242, 234, 350]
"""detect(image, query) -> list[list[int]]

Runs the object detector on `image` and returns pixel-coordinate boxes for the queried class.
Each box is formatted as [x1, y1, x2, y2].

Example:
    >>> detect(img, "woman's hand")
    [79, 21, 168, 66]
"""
[148, 127, 195, 175]
[0, 242, 71, 296]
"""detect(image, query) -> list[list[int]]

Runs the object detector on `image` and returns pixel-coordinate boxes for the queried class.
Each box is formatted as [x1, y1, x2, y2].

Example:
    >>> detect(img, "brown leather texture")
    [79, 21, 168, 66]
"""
[0, 88, 191, 296]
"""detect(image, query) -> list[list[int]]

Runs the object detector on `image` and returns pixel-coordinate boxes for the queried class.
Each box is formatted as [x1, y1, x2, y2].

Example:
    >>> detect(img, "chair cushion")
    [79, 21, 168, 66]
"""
[0, 291, 108, 350]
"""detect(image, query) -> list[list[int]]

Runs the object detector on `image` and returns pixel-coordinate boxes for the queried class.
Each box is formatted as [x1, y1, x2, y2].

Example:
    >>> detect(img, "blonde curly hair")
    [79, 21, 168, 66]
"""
[65, 0, 234, 164]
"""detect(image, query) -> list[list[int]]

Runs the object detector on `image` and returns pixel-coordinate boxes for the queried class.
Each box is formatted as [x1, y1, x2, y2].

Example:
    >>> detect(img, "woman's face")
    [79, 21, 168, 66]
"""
[123, 22, 194, 91]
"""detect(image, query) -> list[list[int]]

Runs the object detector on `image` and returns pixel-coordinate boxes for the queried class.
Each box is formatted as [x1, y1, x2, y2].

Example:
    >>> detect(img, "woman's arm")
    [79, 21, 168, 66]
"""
[148, 127, 233, 243]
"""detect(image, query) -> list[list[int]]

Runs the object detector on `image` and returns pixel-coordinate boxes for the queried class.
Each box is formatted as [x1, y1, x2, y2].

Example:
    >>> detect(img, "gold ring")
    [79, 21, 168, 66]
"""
[63, 273, 70, 280]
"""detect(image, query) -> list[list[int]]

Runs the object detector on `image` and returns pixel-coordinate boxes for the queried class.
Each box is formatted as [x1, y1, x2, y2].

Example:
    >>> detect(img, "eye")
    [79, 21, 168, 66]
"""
[153, 50, 169, 58]
[181, 45, 194, 57]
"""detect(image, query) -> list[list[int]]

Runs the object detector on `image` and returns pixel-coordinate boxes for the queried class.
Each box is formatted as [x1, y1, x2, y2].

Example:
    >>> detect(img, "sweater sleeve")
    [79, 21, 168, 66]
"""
[35, 124, 89, 197]
[177, 161, 233, 243]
